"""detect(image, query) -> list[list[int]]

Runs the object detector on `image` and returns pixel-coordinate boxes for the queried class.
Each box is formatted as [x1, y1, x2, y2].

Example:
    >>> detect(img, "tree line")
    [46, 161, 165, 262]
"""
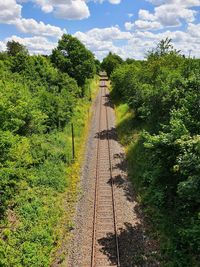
[0, 35, 99, 266]
[105, 39, 200, 266]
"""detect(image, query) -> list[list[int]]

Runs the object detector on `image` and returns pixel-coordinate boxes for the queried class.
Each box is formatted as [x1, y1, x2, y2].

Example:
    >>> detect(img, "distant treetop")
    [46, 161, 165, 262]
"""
[6, 40, 28, 56]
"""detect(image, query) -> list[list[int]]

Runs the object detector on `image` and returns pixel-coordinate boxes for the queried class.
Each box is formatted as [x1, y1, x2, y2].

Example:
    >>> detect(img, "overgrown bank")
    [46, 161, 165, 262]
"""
[109, 39, 200, 267]
[0, 36, 99, 266]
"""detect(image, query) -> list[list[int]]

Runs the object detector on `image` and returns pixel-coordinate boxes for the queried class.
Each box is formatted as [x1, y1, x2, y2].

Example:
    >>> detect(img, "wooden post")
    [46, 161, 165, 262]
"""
[71, 123, 75, 160]
[89, 84, 91, 101]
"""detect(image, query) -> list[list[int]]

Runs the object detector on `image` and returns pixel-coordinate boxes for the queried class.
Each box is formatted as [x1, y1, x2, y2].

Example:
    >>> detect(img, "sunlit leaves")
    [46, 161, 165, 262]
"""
[110, 39, 200, 265]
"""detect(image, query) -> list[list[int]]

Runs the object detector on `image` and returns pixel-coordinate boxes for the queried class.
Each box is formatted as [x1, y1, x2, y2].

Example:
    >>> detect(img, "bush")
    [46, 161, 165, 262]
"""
[0, 37, 97, 266]
[110, 39, 200, 266]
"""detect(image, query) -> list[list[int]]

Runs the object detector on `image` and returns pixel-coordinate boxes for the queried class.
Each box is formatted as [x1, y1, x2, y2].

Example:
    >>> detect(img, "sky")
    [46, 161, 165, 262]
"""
[0, 0, 200, 60]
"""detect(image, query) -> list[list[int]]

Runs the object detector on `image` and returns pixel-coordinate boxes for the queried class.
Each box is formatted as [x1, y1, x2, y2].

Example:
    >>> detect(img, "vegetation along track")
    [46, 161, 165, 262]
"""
[90, 75, 120, 267]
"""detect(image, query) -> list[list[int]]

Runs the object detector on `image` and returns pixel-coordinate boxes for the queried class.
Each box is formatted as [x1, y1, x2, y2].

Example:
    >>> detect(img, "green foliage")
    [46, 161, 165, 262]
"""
[112, 39, 200, 266]
[101, 52, 123, 77]
[0, 37, 98, 266]
[147, 37, 181, 59]
[95, 59, 101, 74]
[6, 40, 28, 56]
[51, 34, 96, 87]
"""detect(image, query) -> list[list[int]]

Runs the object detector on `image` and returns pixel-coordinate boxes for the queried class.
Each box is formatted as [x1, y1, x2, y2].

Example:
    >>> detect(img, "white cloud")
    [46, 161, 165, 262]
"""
[15, 18, 64, 37]
[128, 13, 134, 18]
[91, 0, 121, 4]
[143, 0, 199, 27]
[33, 0, 53, 13]
[139, 9, 156, 21]
[75, 27, 132, 42]
[0, 0, 122, 43]
[130, 27, 200, 58]
[147, 0, 200, 7]
[25, 0, 91, 20]
[23, 0, 121, 20]
[0, 0, 22, 23]
[74, 21, 200, 60]
[135, 20, 162, 30]
[154, 4, 196, 26]
[1, 23, 200, 60]
[187, 23, 200, 37]
[54, 1, 90, 20]
[0, 0, 65, 37]
[125, 17, 162, 31]
[32, 0, 90, 19]
[5, 35, 57, 54]
[0, 41, 6, 51]
[74, 27, 132, 60]
[125, 22, 134, 31]
[108, 0, 121, 4]
[126, 0, 198, 33]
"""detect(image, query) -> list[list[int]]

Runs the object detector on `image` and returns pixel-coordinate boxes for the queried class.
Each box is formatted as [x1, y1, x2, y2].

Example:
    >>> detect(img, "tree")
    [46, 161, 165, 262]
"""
[125, 58, 136, 65]
[110, 38, 200, 266]
[51, 34, 96, 87]
[6, 40, 28, 56]
[95, 59, 101, 74]
[147, 38, 181, 59]
[101, 52, 123, 77]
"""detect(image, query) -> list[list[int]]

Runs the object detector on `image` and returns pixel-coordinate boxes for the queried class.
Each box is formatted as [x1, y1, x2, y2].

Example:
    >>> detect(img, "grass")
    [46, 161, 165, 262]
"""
[114, 102, 148, 191]
[116, 104, 142, 146]
[112, 97, 166, 261]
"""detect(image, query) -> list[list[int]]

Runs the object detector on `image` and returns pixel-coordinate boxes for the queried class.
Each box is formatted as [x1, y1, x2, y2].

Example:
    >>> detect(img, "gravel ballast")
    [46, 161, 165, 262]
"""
[67, 85, 160, 267]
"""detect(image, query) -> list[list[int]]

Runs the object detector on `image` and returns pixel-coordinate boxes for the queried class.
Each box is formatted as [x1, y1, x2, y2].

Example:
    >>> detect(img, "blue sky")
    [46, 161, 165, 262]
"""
[0, 0, 200, 59]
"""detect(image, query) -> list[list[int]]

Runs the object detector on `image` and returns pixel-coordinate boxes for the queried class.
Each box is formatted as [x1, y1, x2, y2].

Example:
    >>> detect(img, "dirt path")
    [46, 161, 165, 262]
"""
[68, 80, 160, 267]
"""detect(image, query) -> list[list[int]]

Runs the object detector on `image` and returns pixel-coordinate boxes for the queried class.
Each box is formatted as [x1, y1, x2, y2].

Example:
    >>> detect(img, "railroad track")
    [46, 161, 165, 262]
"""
[90, 77, 120, 267]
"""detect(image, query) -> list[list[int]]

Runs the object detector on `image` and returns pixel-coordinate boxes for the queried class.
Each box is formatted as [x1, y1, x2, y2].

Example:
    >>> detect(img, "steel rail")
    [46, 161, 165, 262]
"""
[104, 86, 120, 267]
[91, 83, 102, 267]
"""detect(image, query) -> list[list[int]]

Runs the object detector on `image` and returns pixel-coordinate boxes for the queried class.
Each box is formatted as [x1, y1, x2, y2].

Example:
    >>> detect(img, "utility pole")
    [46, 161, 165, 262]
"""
[71, 123, 75, 160]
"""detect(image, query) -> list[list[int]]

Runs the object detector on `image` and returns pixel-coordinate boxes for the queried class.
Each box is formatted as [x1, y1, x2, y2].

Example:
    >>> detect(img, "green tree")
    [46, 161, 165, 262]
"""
[147, 38, 181, 59]
[110, 38, 200, 266]
[101, 52, 123, 77]
[6, 40, 28, 56]
[51, 34, 96, 87]
[0, 36, 96, 267]
[95, 59, 101, 74]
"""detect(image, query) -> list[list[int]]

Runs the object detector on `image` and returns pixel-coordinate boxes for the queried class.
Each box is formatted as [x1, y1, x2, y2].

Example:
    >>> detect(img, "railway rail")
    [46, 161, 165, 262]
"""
[90, 77, 120, 267]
